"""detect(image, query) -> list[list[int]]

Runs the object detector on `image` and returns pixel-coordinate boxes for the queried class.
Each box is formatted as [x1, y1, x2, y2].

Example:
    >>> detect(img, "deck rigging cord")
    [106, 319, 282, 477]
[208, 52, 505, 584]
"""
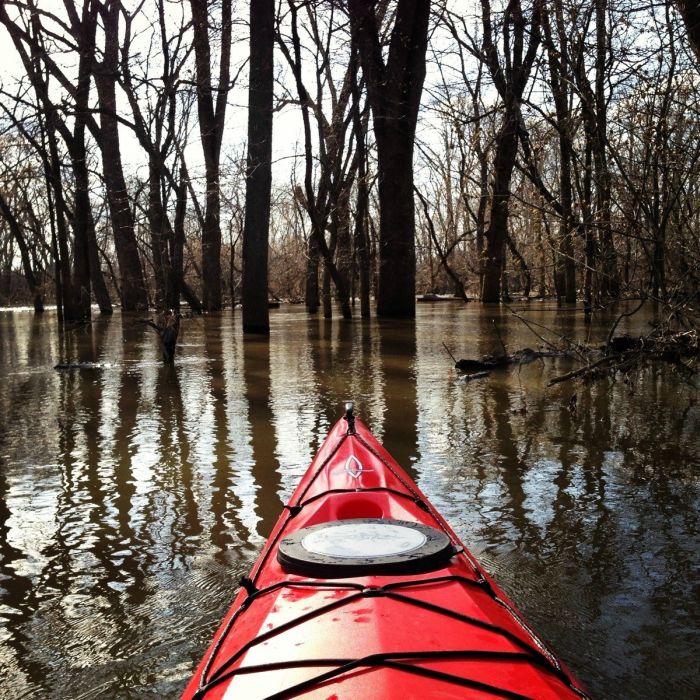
[195, 408, 590, 699]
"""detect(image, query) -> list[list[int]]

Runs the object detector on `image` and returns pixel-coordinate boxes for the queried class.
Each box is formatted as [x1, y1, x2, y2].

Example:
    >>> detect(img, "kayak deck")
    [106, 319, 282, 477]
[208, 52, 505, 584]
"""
[183, 413, 589, 699]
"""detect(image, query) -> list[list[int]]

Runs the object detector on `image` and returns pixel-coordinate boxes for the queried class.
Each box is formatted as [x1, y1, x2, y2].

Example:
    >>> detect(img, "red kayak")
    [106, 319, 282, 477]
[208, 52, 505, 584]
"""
[183, 405, 589, 699]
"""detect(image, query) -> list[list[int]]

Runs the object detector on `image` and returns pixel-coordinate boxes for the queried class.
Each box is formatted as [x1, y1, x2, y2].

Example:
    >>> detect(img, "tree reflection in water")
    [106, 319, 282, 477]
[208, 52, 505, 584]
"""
[0, 303, 697, 698]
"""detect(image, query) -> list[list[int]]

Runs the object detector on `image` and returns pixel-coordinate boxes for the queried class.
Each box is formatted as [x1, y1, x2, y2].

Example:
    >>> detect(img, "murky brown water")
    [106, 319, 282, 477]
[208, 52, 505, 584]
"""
[0, 303, 698, 699]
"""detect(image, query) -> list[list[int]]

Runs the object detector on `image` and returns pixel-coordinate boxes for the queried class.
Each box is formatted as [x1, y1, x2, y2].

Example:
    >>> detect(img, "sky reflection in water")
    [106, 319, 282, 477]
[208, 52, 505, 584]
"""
[0, 303, 698, 699]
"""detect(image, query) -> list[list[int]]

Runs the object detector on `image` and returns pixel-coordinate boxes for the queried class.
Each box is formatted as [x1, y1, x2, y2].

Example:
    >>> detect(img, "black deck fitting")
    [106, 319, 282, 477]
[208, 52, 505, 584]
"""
[344, 401, 356, 435]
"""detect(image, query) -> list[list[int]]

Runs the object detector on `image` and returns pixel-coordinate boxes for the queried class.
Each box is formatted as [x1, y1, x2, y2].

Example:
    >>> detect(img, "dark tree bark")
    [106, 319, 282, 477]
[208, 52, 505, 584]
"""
[542, 0, 576, 302]
[306, 244, 320, 314]
[351, 61, 371, 319]
[93, 0, 148, 311]
[333, 185, 353, 307]
[242, 0, 275, 334]
[190, 0, 232, 311]
[171, 165, 188, 312]
[676, 0, 700, 60]
[481, 105, 520, 302]
[478, 0, 542, 302]
[73, 8, 111, 316]
[147, 163, 174, 311]
[348, 0, 431, 318]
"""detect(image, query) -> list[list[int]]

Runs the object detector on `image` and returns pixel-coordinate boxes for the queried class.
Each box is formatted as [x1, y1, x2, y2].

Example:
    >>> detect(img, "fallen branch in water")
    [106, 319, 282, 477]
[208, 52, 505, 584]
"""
[548, 354, 621, 385]
[455, 347, 565, 373]
[549, 329, 699, 385]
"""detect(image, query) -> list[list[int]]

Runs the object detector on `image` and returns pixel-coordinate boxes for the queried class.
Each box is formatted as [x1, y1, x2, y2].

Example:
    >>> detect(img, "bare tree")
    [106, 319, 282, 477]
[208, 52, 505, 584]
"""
[190, 0, 232, 311]
[348, 0, 431, 318]
[242, 0, 275, 333]
[92, 0, 148, 311]
[277, 1, 360, 319]
[0, 1, 112, 319]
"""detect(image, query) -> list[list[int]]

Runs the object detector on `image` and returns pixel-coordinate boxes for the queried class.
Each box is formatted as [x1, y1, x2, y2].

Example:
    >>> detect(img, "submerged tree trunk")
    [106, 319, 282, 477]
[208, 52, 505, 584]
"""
[242, 0, 274, 333]
[86, 208, 112, 314]
[70, 5, 104, 318]
[170, 166, 188, 312]
[147, 162, 174, 311]
[354, 167, 371, 319]
[93, 0, 147, 312]
[348, 0, 431, 318]
[479, 0, 542, 302]
[190, 0, 232, 311]
[334, 186, 352, 305]
[305, 232, 320, 314]
[542, 0, 576, 302]
[482, 108, 519, 302]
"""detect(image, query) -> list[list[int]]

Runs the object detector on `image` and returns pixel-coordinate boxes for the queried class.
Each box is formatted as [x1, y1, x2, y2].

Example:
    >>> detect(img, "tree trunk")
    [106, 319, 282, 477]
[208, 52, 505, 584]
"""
[242, 0, 274, 334]
[478, 0, 542, 302]
[481, 111, 519, 302]
[322, 262, 332, 318]
[86, 208, 112, 314]
[542, 0, 576, 302]
[348, 0, 431, 318]
[676, 0, 700, 60]
[305, 233, 320, 313]
[351, 54, 370, 318]
[373, 129, 419, 316]
[147, 162, 174, 311]
[93, 1, 147, 311]
[45, 117, 73, 321]
[190, 0, 232, 312]
[594, 0, 618, 298]
[507, 233, 531, 298]
[65, 4, 98, 320]
[170, 166, 188, 311]
[354, 168, 371, 319]
[334, 185, 352, 304]
[582, 141, 595, 315]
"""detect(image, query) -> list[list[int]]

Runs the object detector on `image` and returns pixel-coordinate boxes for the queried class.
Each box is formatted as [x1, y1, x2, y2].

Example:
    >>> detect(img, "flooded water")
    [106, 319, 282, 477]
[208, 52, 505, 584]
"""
[0, 303, 698, 699]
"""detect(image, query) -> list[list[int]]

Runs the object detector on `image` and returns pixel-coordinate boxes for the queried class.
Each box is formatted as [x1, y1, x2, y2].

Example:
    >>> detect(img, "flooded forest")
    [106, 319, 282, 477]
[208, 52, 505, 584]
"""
[1, 1, 699, 699]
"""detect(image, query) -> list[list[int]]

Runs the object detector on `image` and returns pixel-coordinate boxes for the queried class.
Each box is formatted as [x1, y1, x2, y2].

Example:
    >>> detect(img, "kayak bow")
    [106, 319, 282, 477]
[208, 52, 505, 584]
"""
[183, 406, 589, 699]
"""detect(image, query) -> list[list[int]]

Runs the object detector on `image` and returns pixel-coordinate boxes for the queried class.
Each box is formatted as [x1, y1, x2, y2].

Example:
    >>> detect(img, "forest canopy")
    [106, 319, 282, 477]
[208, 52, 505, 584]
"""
[1, 0, 699, 326]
